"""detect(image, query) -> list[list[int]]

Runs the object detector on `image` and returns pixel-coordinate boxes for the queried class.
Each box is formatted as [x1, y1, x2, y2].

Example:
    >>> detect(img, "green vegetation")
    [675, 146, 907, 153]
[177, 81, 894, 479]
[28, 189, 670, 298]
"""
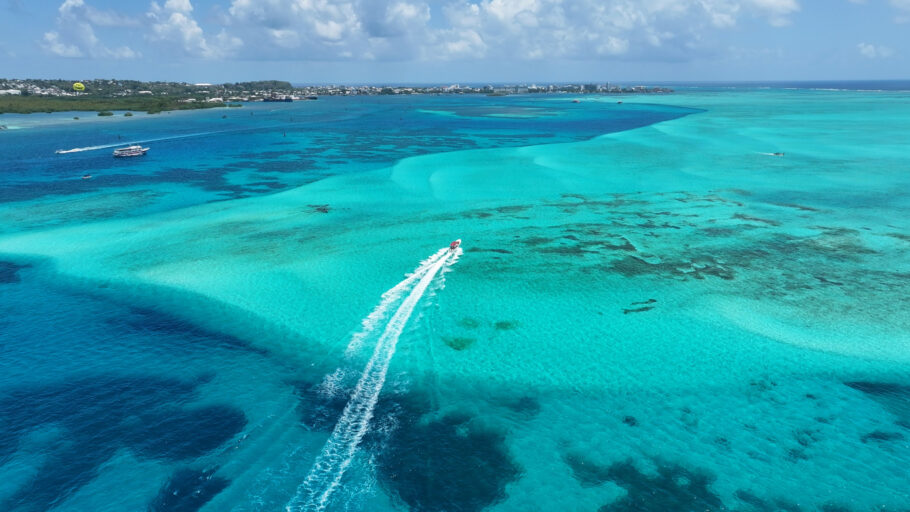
[2, 78, 292, 97]
[0, 95, 227, 115]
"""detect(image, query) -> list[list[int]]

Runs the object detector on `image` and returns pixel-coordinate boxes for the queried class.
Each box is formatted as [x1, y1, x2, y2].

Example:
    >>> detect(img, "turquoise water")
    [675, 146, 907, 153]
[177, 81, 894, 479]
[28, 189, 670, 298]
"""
[1, 89, 909, 511]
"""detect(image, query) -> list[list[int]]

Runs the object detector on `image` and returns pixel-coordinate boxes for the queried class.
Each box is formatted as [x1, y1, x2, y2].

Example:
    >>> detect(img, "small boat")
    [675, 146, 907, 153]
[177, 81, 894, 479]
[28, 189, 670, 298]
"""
[449, 239, 461, 251]
[81, 174, 92, 180]
[113, 145, 149, 157]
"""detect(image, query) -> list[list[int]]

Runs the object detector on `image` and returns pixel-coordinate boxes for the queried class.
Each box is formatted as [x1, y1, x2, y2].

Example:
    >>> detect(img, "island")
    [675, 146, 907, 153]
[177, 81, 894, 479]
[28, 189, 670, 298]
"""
[0, 78, 672, 115]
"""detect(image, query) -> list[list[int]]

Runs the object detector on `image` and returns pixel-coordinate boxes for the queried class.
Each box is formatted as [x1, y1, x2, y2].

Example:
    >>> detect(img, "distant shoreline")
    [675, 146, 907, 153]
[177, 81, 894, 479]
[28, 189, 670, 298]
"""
[0, 96, 230, 115]
[0, 78, 674, 115]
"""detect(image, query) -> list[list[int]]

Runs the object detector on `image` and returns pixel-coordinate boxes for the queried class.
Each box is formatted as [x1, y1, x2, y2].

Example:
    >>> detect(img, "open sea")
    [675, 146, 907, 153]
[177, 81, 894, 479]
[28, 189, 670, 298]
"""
[1, 86, 909, 511]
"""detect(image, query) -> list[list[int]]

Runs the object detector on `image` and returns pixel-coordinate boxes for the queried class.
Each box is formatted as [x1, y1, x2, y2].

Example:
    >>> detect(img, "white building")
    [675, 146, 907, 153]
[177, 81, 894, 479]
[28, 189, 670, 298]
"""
[0, 89, 22, 95]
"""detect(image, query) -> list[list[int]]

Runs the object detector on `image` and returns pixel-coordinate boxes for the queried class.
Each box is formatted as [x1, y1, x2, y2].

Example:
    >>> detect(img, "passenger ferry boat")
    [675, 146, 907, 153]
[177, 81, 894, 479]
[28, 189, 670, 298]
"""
[113, 145, 149, 157]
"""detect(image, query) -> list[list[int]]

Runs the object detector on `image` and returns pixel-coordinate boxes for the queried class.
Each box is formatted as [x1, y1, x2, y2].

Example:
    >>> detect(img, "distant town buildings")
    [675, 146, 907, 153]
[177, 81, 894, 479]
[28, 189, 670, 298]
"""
[0, 78, 672, 102]
[286, 83, 672, 97]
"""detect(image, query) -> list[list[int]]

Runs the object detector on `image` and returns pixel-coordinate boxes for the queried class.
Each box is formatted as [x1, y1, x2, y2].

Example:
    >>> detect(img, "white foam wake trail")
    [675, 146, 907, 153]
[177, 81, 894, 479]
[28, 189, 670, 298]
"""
[53, 129, 230, 154]
[344, 248, 449, 357]
[425, 246, 461, 300]
[288, 249, 456, 512]
[54, 117, 355, 155]
[55, 143, 122, 154]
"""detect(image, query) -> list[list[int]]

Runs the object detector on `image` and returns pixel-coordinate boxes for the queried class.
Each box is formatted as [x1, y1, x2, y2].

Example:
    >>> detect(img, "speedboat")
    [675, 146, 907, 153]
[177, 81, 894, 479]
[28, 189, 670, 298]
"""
[113, 145, 149, 157]
[449, 239, 461, 251]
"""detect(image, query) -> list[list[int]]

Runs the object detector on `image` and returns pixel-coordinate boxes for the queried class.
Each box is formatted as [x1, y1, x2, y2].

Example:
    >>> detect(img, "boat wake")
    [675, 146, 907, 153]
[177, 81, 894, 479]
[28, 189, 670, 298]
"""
[344, 248, 449, 357]
[53, 130, 228, 154]
[55, 143, 122, 154]
[287, 246, 461, 512]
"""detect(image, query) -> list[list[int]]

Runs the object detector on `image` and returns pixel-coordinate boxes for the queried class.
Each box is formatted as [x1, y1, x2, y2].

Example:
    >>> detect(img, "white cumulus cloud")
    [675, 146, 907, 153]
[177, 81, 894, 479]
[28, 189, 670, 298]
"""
[228, 0, 366, 58]
[42, 31, 83, 58]
[42, 0, 806, 63]
[429, 0, 801, 61]
[226, 0, 438, 60]
[891, 0, 910, 22]
[163, 0, 193, 13]
[857, 42, 894, 58]
[42, 0, 139, 59]
[147, 0, 242, 58]
[746, 0, 800, 26]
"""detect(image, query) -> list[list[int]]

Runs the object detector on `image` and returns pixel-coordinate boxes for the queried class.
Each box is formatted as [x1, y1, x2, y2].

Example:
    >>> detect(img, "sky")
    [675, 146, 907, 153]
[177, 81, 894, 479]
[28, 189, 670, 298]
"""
[1, 0, 908, 84]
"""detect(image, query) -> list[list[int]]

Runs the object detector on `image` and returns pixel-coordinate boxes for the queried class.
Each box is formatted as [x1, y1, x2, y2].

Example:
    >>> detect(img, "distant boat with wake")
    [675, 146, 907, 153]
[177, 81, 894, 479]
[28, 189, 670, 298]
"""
[113, 145, 149, 157]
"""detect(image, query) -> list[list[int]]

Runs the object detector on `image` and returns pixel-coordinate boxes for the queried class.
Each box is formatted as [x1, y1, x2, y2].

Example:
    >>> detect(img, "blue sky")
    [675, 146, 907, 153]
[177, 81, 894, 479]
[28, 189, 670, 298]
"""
[1, 0, 908, 83]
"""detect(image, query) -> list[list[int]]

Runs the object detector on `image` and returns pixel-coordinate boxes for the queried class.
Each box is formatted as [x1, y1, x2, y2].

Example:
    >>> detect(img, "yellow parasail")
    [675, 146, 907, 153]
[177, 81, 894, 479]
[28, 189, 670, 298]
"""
[73, 82, 85, 92]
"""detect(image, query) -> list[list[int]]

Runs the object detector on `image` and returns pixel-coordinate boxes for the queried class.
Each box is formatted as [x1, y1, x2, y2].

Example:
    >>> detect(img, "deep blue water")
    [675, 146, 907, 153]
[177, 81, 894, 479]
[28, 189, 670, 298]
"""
[0, 96, 694, 209]
[0, 262, 260, 511]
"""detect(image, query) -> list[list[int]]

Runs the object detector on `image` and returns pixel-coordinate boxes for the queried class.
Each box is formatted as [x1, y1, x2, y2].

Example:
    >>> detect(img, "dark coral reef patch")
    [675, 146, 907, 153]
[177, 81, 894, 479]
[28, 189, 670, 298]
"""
[374, 408, 522, 512]
[148, 467, 231, 512]
[596, 459, 724, 512]
[290, 377, 524, 512]
[442, 336, 477, 350]
[494, 320, 519, 330]
[0, 261, 30, 284]
[0, 375, 245, 511]
[562, 454, 727, 511]
[845, 381, 910, 428]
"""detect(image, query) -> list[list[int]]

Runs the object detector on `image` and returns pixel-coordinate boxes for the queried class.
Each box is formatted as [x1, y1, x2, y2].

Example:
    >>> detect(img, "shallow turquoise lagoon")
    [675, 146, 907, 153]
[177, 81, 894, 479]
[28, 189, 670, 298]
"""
[1, 89, 909, 511]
